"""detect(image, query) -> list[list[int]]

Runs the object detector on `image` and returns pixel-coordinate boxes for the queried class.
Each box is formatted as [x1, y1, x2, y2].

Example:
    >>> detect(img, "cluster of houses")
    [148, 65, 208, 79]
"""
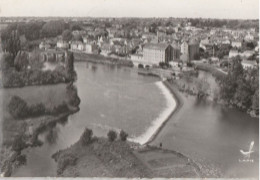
[38, 21, 258, 69]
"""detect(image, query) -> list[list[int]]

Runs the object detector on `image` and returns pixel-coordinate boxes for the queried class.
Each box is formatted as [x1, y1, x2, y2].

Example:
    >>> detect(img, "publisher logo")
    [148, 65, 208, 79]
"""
[239, 141, 254, 163]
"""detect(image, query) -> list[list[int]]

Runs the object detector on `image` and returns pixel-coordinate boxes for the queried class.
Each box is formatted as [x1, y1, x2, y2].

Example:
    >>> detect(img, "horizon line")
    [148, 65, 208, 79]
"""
[1, 16, 259, 21]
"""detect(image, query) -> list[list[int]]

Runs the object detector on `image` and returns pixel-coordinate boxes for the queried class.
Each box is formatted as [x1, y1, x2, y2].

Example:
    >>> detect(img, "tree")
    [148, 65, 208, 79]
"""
[8, 96, 29, 118]
[80, 128, 93, 146]
[1, 29, 21, 59]
[234, 77, 253, 108]
[65, 51, 76, 81]
[41, 20, 67, 38]
[252, 89, 259, 115]
[107, 130, 117, 142]
[119, 130, 128, 141]
[62, 30, 72, 41]
[12, 135, 26, 152]
[72, 34, 83, 42]
[1, 53, 14, 70]
[14, 51, 29, 71]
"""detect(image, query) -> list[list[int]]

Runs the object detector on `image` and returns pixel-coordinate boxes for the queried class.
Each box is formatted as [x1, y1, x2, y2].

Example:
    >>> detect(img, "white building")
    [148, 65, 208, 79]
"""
[231, 41, 242, 48]
[241, 60, 257, 69]
[57, 40, 69, 49]
[143, 43, 173, 65]
[229, 50, 239, 58]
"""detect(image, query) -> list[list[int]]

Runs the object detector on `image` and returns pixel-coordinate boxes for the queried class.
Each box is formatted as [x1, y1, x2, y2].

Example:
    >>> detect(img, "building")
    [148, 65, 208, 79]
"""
[57, 40, 69, 49]
[85, 43, 98, 54]
[180, 39, 200, 62]
[171, 42, 181, 61]
[188, 39, 200, 61]
[70, 41, 84, 51]
[143, 43, 173, 65]
[229, 49, 239, 58]
[39, 41, 51, 50]
[180, 41, 189, 62]
[241, 60, 258, 69]
[231, 41, 242, 48]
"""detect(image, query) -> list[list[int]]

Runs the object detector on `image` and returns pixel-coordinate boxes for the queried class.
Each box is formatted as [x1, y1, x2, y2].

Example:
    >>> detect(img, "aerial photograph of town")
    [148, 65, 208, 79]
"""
[0, 0, 259, 179]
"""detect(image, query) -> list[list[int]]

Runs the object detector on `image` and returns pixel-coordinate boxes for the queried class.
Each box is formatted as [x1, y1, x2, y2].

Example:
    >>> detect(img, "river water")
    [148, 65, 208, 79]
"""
[11, 62, 258, 178]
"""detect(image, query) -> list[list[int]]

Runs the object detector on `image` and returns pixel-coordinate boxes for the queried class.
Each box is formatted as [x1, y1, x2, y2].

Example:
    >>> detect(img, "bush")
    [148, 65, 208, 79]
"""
[79, 128, 93, 146]
[8, 96, 29, 118]
[57, 153, 77, 175]
[138, 64, 144, 69]
[30, 103, 46, 116]
[51, 102, 69, 115]
[119, 130, 128, 141]
[12, 135, 26, 152]
[107, 130, 117, 142]
[16, 154, 27, 166]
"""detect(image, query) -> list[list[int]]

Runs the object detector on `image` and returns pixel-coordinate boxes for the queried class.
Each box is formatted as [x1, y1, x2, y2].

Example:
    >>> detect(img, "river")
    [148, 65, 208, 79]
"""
[11, 62, 258, 178]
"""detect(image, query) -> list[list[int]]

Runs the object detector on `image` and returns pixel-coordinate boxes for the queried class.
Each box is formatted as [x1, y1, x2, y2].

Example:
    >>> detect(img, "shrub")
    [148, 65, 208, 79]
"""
[8, 96, 29, 118]
[30, 103, 46, 116]
[138, 64, 144, 69]
[119, 130, 128, 141]
[12, 135, 26, 152]
[79, 128, 93, 146]
[57, 153, 77, 175]
[16, 154, 27, 166]
[107, 130, 117, 142]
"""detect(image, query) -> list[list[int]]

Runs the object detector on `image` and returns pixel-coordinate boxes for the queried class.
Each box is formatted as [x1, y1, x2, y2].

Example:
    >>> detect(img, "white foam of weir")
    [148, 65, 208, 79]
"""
[128, 81, 177, 145]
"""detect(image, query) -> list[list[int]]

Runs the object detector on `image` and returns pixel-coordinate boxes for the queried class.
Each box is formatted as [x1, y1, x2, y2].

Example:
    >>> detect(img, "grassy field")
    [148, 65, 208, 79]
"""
[52, 136, 202, 178]
[1, 83, 69, 146]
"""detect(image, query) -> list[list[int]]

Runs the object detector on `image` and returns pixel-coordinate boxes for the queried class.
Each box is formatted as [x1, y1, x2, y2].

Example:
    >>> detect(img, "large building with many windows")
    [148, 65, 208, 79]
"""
[143, 43, 173, 65]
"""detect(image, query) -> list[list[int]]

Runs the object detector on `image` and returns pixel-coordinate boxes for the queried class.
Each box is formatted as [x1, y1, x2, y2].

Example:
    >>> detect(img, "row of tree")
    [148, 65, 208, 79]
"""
[1, 21, 84, 53]
[8, 95, 70, 119]
[80, 128, 128, 147]
[219, 56, 259, 115]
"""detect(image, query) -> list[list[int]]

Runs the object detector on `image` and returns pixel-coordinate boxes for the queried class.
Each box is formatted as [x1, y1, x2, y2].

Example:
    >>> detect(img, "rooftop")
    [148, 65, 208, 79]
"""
[143, 43, 170, 50]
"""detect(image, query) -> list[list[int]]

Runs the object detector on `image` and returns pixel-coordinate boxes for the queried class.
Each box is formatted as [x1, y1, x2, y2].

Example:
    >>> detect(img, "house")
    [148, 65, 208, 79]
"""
[231, 41, 242, 48]
[70, 41, 84, 51]
[143, 43, 173, 65]
[100, 43, 113, 56]
[240, 50, 255, 58]
[85, 43, 98, 54]
[244, 33, 254, 42]
[241, 60, 257, 69]
[39, 41, 51, 50]
[57, 40, 69, 49]
[41, 49, 65, 62]
[229, 49, 239, 58]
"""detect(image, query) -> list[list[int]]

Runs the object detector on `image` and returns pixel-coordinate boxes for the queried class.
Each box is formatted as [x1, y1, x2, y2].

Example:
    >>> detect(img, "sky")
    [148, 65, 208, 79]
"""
[0, 0, 259, 19]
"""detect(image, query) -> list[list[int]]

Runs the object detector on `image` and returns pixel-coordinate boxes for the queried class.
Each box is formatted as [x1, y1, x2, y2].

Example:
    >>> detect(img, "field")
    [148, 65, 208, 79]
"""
[52, 137, 201, 178]
[1, 83, 69, 146]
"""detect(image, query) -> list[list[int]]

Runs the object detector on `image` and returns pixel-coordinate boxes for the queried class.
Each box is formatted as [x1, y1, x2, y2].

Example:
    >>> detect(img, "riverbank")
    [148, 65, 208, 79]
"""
[0, 106, 79, 177]
[52, 135, 201, 177]
[0, 83, 81, 177]
[73, 52, 134, 67]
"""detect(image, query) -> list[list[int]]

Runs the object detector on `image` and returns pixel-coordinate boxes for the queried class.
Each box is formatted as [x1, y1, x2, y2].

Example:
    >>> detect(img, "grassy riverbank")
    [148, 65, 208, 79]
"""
[52, 135, 201, 178]
[0, 83, 80, 177]
[73, 52, 134, 67]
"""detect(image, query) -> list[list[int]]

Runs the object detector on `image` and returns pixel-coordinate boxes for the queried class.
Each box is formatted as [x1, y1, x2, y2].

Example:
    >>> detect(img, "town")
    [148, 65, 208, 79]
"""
[0, 17, 258, 70]
[0, 14, 259, 178]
